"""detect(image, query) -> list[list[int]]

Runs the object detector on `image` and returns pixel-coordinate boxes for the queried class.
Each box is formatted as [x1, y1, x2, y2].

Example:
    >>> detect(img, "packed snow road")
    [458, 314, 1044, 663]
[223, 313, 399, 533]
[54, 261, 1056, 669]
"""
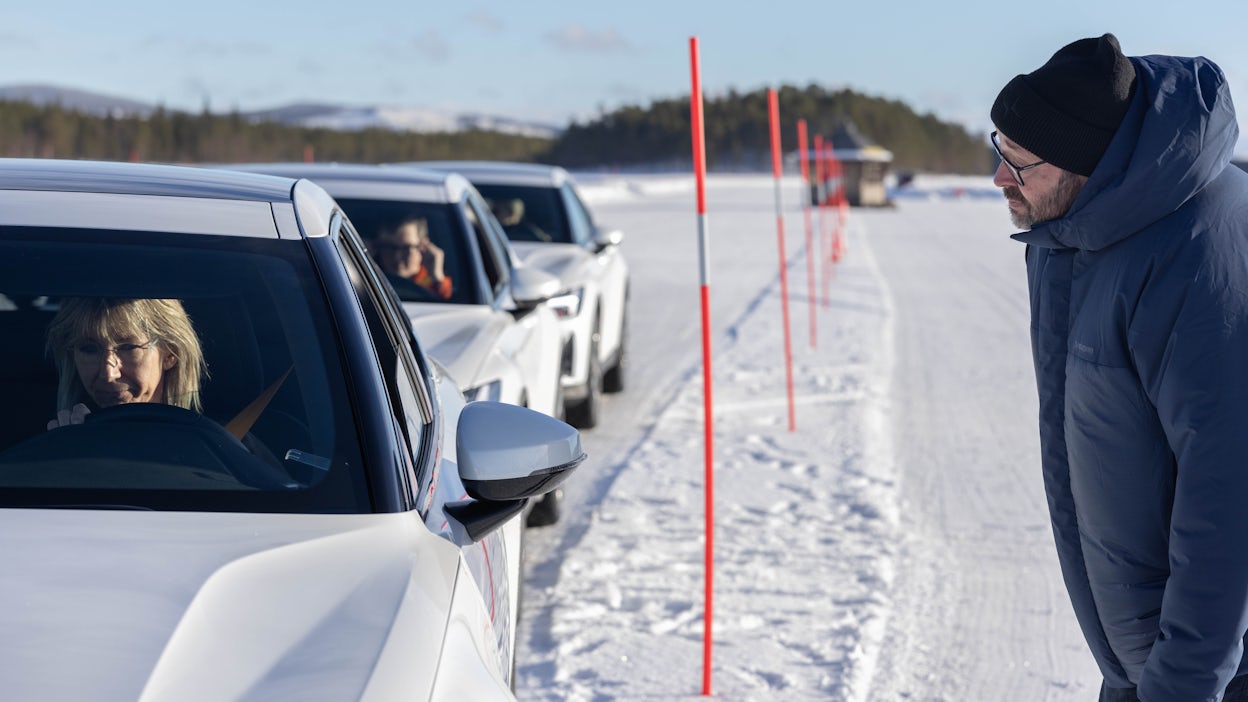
[514, 174, 1102, 701]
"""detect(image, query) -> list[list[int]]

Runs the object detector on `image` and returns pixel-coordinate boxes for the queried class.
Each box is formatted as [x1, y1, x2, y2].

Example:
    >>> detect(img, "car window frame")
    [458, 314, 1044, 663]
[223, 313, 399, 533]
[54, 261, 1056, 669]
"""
[559, 182, 596, 248]
[332, 214, 439, 514]
[464, 191, 512, 305]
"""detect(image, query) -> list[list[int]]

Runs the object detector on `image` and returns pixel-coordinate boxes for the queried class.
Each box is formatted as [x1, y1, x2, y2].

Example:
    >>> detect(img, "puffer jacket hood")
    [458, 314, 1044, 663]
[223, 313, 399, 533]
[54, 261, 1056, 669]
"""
[1011, 49, 1248, 700]
[1014, 53, 1240, 251]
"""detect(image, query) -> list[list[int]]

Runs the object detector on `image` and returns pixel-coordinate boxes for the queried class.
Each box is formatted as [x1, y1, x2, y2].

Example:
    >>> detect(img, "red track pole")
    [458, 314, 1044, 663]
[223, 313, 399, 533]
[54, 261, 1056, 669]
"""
[767, 89, 796, 432]
[814, 134, 829, 307]
[834, 152, 848, 259]
[829, 143, 843, 262]
[797, 120, 815, 349]
[689, 36, 715, 698]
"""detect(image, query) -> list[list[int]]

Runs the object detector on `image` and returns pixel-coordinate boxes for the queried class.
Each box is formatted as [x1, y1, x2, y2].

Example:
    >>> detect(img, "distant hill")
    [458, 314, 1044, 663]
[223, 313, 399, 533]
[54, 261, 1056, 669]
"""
[242, 102, 561, 139]
[0, 83, 993, 174]
[0, 84, 562, 138]
[0, 84, 154, 118]
[549, 84, 995, 174]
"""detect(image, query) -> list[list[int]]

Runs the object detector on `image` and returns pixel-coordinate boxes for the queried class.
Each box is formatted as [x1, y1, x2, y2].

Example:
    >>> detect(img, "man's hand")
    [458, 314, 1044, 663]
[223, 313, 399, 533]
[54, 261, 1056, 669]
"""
[47, 403, 91, 430]
[423, 240, 446, 281]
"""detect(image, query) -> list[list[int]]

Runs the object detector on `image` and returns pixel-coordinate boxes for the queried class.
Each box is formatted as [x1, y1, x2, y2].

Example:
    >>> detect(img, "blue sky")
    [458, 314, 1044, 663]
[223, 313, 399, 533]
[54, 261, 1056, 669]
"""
[3, 1, 1246, 153]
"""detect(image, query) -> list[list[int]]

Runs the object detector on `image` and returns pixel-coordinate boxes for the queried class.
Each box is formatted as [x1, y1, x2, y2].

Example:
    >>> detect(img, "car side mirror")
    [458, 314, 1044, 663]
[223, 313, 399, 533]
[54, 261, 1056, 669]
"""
[509, 264, 562, 309]
[444, 401, 586, 542]
[592, 227, 624, 251]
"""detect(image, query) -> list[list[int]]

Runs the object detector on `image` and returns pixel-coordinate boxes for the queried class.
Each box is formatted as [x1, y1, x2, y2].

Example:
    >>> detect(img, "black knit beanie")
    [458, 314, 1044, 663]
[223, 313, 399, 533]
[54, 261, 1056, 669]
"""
[991, 33, 1137, 177]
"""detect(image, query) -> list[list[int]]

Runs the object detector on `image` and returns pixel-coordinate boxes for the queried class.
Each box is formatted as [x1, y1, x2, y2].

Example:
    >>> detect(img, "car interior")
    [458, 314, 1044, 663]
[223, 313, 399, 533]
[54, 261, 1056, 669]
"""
[333, 198, 479, 305]
[0, 229, 370, 512]
[475, 184, 568, 244]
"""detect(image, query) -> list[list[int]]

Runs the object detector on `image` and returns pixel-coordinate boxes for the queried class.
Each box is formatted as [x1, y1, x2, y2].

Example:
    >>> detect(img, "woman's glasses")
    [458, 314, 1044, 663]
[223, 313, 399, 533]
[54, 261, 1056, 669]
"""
[73, 339, 160, 365]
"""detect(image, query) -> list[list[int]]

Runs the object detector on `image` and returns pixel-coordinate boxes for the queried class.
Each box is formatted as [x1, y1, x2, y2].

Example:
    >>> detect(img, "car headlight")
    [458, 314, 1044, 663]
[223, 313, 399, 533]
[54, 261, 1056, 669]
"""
[463, 379, 502, 403]
[546, 287, 585, 319]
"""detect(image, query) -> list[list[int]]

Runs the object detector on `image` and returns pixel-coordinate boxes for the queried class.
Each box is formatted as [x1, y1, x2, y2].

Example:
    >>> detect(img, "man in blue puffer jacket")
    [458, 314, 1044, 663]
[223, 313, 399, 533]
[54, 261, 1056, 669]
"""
[991, 33, 1248, 701]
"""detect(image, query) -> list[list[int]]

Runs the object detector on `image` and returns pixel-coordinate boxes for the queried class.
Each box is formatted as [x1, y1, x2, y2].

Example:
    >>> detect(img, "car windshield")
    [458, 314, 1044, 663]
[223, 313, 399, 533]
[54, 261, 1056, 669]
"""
[334, 198, 482, 305]
[473, 184, 571, 244]
[0, 228, 371, 513]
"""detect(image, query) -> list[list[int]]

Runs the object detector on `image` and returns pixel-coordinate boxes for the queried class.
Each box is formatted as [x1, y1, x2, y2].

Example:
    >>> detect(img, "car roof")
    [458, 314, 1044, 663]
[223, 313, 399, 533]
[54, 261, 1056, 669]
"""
[0, 158, 337, 240]
[220, 162, 473, 205]
[403, 160, 570, 189]
[0, 157, 296, 201]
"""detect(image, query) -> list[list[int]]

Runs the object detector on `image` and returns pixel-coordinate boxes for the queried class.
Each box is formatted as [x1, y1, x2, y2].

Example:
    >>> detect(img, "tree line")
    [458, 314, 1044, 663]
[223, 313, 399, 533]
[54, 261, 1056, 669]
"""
[549, 84, 994, 174]
[0, 84, 994, 174]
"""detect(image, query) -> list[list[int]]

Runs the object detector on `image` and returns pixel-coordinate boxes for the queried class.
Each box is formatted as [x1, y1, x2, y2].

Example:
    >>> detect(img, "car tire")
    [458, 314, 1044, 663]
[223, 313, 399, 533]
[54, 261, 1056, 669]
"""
[526, 488, 561, 527]
[565, 323, 602, 429]
[602, 306, 627, 394]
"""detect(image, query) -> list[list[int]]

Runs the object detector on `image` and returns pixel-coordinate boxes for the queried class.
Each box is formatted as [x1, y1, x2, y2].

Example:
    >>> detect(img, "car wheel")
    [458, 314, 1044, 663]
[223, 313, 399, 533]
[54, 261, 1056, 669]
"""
[526, 488, 561, 527]
[565, 324, 602, 429]
[602, 306, 627, 394]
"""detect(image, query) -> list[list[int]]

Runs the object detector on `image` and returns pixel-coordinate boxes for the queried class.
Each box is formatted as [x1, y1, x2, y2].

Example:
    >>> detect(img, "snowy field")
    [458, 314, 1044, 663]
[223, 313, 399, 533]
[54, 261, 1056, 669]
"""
[513, 172, 1105, 701]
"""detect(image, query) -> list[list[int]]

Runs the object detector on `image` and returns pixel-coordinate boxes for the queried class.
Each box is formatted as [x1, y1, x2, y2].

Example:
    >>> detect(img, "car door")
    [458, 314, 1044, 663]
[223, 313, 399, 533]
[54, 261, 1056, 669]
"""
[462, 192, 542, 408]
[473, 191, 562, 418]
[560, 182, 628, 364]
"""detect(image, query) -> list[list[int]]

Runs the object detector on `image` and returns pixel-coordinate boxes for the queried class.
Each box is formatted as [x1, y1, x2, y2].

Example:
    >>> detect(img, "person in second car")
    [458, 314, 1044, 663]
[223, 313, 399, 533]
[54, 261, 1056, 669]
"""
[992, 33, 1248, 701]
[490, 197, 550, 243]
[373, 218, 453, 300]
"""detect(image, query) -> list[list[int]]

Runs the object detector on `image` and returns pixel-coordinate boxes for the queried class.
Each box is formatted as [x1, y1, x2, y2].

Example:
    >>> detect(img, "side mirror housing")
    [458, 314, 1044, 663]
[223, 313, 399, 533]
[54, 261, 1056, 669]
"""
[509, 264, 562, 309]
[446, 401, 586, 541]
[592, 227, 624, 252]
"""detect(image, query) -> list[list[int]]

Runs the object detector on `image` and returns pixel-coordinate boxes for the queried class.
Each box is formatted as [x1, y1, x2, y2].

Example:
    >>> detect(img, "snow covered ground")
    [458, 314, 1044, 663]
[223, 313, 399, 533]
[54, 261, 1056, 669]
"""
[513, 172, 1104, 701]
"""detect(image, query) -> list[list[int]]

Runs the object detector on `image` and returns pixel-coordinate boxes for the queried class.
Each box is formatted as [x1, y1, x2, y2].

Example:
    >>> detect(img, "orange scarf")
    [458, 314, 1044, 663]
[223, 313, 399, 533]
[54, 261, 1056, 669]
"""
[410, 265, 453, 299]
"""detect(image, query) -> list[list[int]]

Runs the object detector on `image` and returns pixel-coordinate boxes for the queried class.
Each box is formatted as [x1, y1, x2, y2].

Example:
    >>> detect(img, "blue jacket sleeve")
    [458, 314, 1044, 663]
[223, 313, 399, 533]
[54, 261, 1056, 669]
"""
[1133, 229, 1248, 701]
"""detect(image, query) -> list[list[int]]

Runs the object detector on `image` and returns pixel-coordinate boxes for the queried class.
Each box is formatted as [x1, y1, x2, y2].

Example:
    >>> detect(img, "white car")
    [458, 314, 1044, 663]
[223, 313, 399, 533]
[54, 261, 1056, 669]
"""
[223, 163, 566, 425]
[407, 161, 630, 429]
[225, 163, 571, 526]
[0, 158, 583, 699]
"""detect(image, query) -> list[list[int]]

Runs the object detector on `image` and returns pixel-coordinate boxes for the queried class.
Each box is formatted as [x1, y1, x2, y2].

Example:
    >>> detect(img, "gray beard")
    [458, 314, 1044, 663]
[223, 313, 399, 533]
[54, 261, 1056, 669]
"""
[1007, 172, 1087, 229]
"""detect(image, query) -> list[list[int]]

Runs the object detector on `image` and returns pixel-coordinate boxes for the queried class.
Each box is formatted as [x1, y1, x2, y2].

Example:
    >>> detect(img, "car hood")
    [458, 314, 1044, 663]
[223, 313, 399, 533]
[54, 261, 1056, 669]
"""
[0, 509, 452, 701]
[508, 242, 591, 288]
[404, 303, 503, 391]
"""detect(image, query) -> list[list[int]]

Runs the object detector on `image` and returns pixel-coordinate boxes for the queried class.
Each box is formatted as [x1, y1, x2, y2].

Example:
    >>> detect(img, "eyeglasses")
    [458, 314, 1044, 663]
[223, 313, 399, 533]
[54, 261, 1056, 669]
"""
[991, 131, 1046, 186]
[73, 339, 160, 366]
[379, 243, 424, 254]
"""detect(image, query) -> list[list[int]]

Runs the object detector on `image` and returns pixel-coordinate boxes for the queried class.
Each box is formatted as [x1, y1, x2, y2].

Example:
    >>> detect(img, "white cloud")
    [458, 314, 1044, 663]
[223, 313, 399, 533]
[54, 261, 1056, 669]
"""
[412, 29, 451, 62]
[544, 24, 630, 53]
[466, 12, 503, 33]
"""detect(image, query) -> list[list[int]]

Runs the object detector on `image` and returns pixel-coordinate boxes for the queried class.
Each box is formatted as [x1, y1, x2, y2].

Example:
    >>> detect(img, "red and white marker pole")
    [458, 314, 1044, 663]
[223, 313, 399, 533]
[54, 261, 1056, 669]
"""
[814, 134, 830, 306]
[833, 151, 848, 259]
[688, 36, 715, 698]
[797, 119, 815, 349]
[767, 89, 796, 432]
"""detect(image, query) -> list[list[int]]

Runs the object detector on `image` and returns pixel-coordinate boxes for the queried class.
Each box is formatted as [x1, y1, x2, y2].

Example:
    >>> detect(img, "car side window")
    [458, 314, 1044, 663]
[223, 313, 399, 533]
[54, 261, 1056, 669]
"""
[463, 198, 508, 301]
[480, 199, 518, 265]
[335, 220, 432, 507]
[559, 183, 595, 248]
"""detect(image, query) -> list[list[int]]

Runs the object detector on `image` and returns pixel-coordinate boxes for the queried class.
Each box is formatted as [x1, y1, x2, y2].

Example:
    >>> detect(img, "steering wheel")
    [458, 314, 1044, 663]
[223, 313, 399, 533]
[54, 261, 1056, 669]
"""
[87, 402, 223, 428]
[85, 403, 294, 489]
[385, 273, 443, 303]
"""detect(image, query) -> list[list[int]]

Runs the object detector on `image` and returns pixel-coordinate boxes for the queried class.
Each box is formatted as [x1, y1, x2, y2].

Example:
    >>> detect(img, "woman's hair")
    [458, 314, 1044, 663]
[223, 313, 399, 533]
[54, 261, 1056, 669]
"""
[45, 298, 207, 413]
[378, 217, 428, 245]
